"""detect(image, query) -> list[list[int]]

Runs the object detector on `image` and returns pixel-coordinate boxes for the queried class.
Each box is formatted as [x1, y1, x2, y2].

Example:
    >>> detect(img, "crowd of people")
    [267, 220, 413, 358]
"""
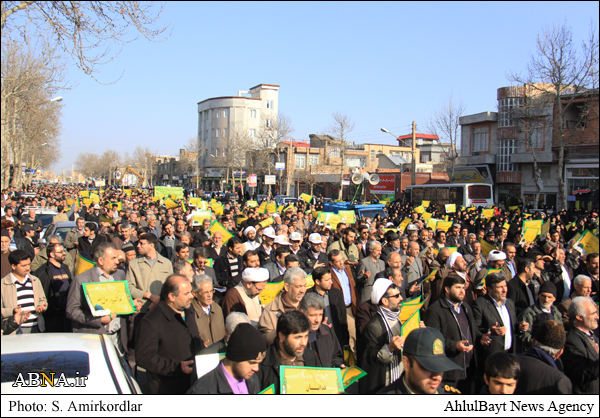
[1, 183, 598, 395]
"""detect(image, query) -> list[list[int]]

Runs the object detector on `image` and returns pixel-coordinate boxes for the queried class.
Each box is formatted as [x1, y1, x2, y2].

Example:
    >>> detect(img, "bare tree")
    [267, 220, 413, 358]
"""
[130, 145, 157, 187]
[1, 36, 66, 188]
[507, 21, 599, 210]
[255, 112, 294, 196]
[426, 93, 465, 180]
[326, 112, 355, 200]
[1, 1, 171, 83]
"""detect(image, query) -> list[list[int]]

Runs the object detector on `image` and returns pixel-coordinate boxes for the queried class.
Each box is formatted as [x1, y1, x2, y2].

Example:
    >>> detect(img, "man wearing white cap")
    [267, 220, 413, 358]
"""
[358, 278, 405, 394]
[288, 231, 304, 255]
[256, 226, 276, 266]
[475, 249, 512, 289]
[298, 233, 328, 275]
[243, 226, 260, 252]
[221, 267, 268, 327]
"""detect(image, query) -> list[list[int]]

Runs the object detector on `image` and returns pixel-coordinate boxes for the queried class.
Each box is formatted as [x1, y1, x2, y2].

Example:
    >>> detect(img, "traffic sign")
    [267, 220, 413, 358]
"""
[275, 163, 285, 170]
[265, 175, 276, 185]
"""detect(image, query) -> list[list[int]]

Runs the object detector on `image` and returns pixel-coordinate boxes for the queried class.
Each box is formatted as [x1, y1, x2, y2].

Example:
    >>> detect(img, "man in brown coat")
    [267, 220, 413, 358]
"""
[191, 274, 225, 347]
[328, 249, 359, 353]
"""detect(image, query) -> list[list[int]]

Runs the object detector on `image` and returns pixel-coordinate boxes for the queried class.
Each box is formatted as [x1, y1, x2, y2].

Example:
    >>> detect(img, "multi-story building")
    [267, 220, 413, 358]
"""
[155, 149, 197, 188]
[459, 85, 598, 210]
[197, 84, 279, 190]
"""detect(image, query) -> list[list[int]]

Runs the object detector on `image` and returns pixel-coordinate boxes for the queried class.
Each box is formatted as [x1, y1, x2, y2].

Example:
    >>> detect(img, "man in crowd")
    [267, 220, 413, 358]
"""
[515, 320, 572, 394]
[517, 282, 562, 352]
[214, 237, 244, 288]
[299, 293, 344, 368]
[256, 310, 317, 391]
[190, 274, 225, 348]
[329, 249, 359, 353]
[425, 274, 491, 394]
[77, 222, 107, 259]
[136, 274, 203, 394]
[1, 250, 47, 333]
[377, 327, 462, 394]
[507, 257, 536, 317]
[356, 240, 385, 304]
[259, 267, 307, 345]
[298, 233, 328, 274]
[187, 323, 266, 394]
[256, 227, 276, 266]
[481, 352, 520, 395]
[222, 267, 268, 326]
[558, 275, 592, 328]
[64, 217, 86, 259]
[263, 246, 290, 282]
[562, 296, 599, 394]
[159, 222, 181, 260]
[34, 242, 72, 332]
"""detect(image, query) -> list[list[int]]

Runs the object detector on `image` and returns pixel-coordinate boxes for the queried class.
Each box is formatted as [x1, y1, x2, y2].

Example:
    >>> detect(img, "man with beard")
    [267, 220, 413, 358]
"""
[562, 296, 599, 394]
[403, 241, 424, 298]
[256, 227, 276, 266]
[358, 279, 404, 394]
[288, 231, 304, 255]
[243, 226, 260, 251]
[136, 274, 203, 394]
[191, 246, 217, 285]
[298, 233, 329, 274]
[259, 267, 307, 345]
[356, 241, 386, 304]
[187, 323, 266, 394]
[299, 293, 345, 368]
[328, 227, 360, 270]
[221, 266, 268, 326]
[517, 281, 561, 352]
[34, 242, 72, 332]
[77, 222, 107, 259]
[111, 222, 135, 250]
[507, 258, 537, 318]
[576, 253, 599, 295]
[475, 249, 512, 288]
[427, 248, 452, 305]
[256, 310, 317, 391]
[424, 274, 491, 394]
[378, 327, 462, 394]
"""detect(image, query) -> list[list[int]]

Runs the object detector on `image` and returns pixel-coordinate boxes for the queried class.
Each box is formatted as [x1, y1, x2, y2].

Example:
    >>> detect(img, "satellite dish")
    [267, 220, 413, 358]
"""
[369, 173, 380, 185]
[351, 173, 363, 185]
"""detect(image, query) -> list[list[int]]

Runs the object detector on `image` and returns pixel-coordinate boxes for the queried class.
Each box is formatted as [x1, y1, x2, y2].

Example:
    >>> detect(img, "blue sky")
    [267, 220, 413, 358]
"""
[55, 1, 599, 173]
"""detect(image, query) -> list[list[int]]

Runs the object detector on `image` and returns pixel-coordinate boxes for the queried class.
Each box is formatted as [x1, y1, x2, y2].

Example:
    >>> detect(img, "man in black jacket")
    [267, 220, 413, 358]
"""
[424, 274, 491, 394]
[562, 296, 599, 394]
[306, 266, 348, 348]
[136, 274, 204, 394]
[77, 222, 107, 259]
[214, 237, 244, 289]
[298, 233, 328, 274]
[299, 293, 344, 368]
[255, 310, 317, 393]
[472, 273, 527, 364]
[33, 242, 73, 332]
[187, 323, 266, 394]
[507, 257, 536, 317]
[515, 319, 572, 394]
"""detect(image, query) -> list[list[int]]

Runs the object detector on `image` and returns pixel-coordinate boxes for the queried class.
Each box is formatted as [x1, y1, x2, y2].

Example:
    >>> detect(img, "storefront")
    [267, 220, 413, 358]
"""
[566, 161, 599, 211]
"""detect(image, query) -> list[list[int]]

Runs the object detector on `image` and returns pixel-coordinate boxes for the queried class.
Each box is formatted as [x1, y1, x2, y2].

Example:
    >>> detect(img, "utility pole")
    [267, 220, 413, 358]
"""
[286, 138, 292, 195]
[338, 137, 345, 201]
[411, 121, 417, 186]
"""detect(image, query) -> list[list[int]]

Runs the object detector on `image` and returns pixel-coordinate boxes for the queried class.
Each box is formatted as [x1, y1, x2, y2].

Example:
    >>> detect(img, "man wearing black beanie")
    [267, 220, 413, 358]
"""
[187, 323, 266, 394]
[517, 281, 563, 352]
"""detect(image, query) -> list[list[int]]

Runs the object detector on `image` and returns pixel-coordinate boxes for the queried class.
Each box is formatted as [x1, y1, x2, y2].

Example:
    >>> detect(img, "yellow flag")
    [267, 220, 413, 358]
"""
[445, 204, 456, 213]
[422, 200, 430, 208]
[479, 239, 497, 257]
[266, 202, 277, 214]
[259, 281, 284, 306]
[421, 212, 432, 221]
[306, 274, 315, 289]
[83, 198, 93, 207]
[436, 220, 453, 232]
[246, 200, 258, 208]
[481, 208, 494, 218]
[576, 230, 599, 254]
[398, 218, 411, 233]
[446, 247, 458, 255]
[427, 218, 439, 230]
[79, 191, 90, 197]
[521, 228, 538, 244]
[259, 217, 274, 228]
[502, 222, 511, 230]
[192, 210, 212, 224]
[209, 220, 233, 244]
[338, 210, 356, 224]
[75, 253, 96, 276]
[164, 198, 179, 209]
[400, 300, 426, 322]
[414, 205, 426, 214]
[401, 310, 420, 338]
[212, 202, 224, 216]
[300, 193, 313, 203]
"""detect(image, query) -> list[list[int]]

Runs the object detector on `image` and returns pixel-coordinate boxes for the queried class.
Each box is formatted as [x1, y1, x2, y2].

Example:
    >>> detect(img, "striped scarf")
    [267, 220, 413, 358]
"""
[377, 306, 402, 384]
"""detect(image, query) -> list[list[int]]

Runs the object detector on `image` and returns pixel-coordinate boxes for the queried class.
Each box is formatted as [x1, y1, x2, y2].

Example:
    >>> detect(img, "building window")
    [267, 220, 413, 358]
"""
[266, 119, 272, 128]
[345, 156, 365, 167]
[497, 139, 518, 171]
[250, 109, 256, 118]
[223, 109, 228, 118]
[328, 146, 341, 158]
[266, 100, 273, 109]
[420, 154, 431, 163]
[215, 110, 219, 118]
[309, 154, 319, 165]
[215, 129, 219, 138]
[528, 121, 544, 149]
[498, 97, 523, 127]
[249, 129, 256, 137]
[371, 150, 376, 161]
[223, 128, 228, 138]
[295, 154, 306, 169]
[471, 126, 489, 153]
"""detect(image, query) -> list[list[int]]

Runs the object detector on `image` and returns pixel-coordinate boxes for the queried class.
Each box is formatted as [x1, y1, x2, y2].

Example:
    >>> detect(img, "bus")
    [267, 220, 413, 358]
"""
[404, 183, 494, 208]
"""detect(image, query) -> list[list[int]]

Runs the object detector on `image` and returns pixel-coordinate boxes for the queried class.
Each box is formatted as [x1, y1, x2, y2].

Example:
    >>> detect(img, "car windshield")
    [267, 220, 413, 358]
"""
[37, 214, 55, 227]
[358, 208, 387, 220]
[53, 227, 74, 241]
[1, 351, 90, 383]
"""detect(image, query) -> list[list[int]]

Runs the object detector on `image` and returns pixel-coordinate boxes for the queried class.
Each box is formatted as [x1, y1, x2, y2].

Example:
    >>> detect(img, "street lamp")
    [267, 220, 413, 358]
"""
[50, 96, 63, 102]
[381, 127, 417, 186]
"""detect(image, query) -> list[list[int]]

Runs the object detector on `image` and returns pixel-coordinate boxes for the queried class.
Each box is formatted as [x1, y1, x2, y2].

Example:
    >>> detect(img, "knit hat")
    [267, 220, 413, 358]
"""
[226, 323, 267, 362]
[1, 228, 10, 238]
[539, 281, 557, 298]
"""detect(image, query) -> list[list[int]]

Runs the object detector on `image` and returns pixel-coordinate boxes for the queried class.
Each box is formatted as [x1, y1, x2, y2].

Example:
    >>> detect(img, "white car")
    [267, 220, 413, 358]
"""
[1, 333, 141, 394]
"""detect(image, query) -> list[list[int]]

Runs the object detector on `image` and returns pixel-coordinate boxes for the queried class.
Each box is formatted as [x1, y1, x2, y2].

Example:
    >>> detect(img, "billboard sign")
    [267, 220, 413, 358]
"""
[369, 175, 395, 194]
[265, 175, 276, 185]
[249, 174, 257, 188]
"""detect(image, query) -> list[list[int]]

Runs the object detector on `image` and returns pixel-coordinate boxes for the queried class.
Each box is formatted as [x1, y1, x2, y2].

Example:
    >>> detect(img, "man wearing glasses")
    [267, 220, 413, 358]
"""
[191, 274, 225, 347]
[33, 242, 73, 332]
[358, 278, 405, 394]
